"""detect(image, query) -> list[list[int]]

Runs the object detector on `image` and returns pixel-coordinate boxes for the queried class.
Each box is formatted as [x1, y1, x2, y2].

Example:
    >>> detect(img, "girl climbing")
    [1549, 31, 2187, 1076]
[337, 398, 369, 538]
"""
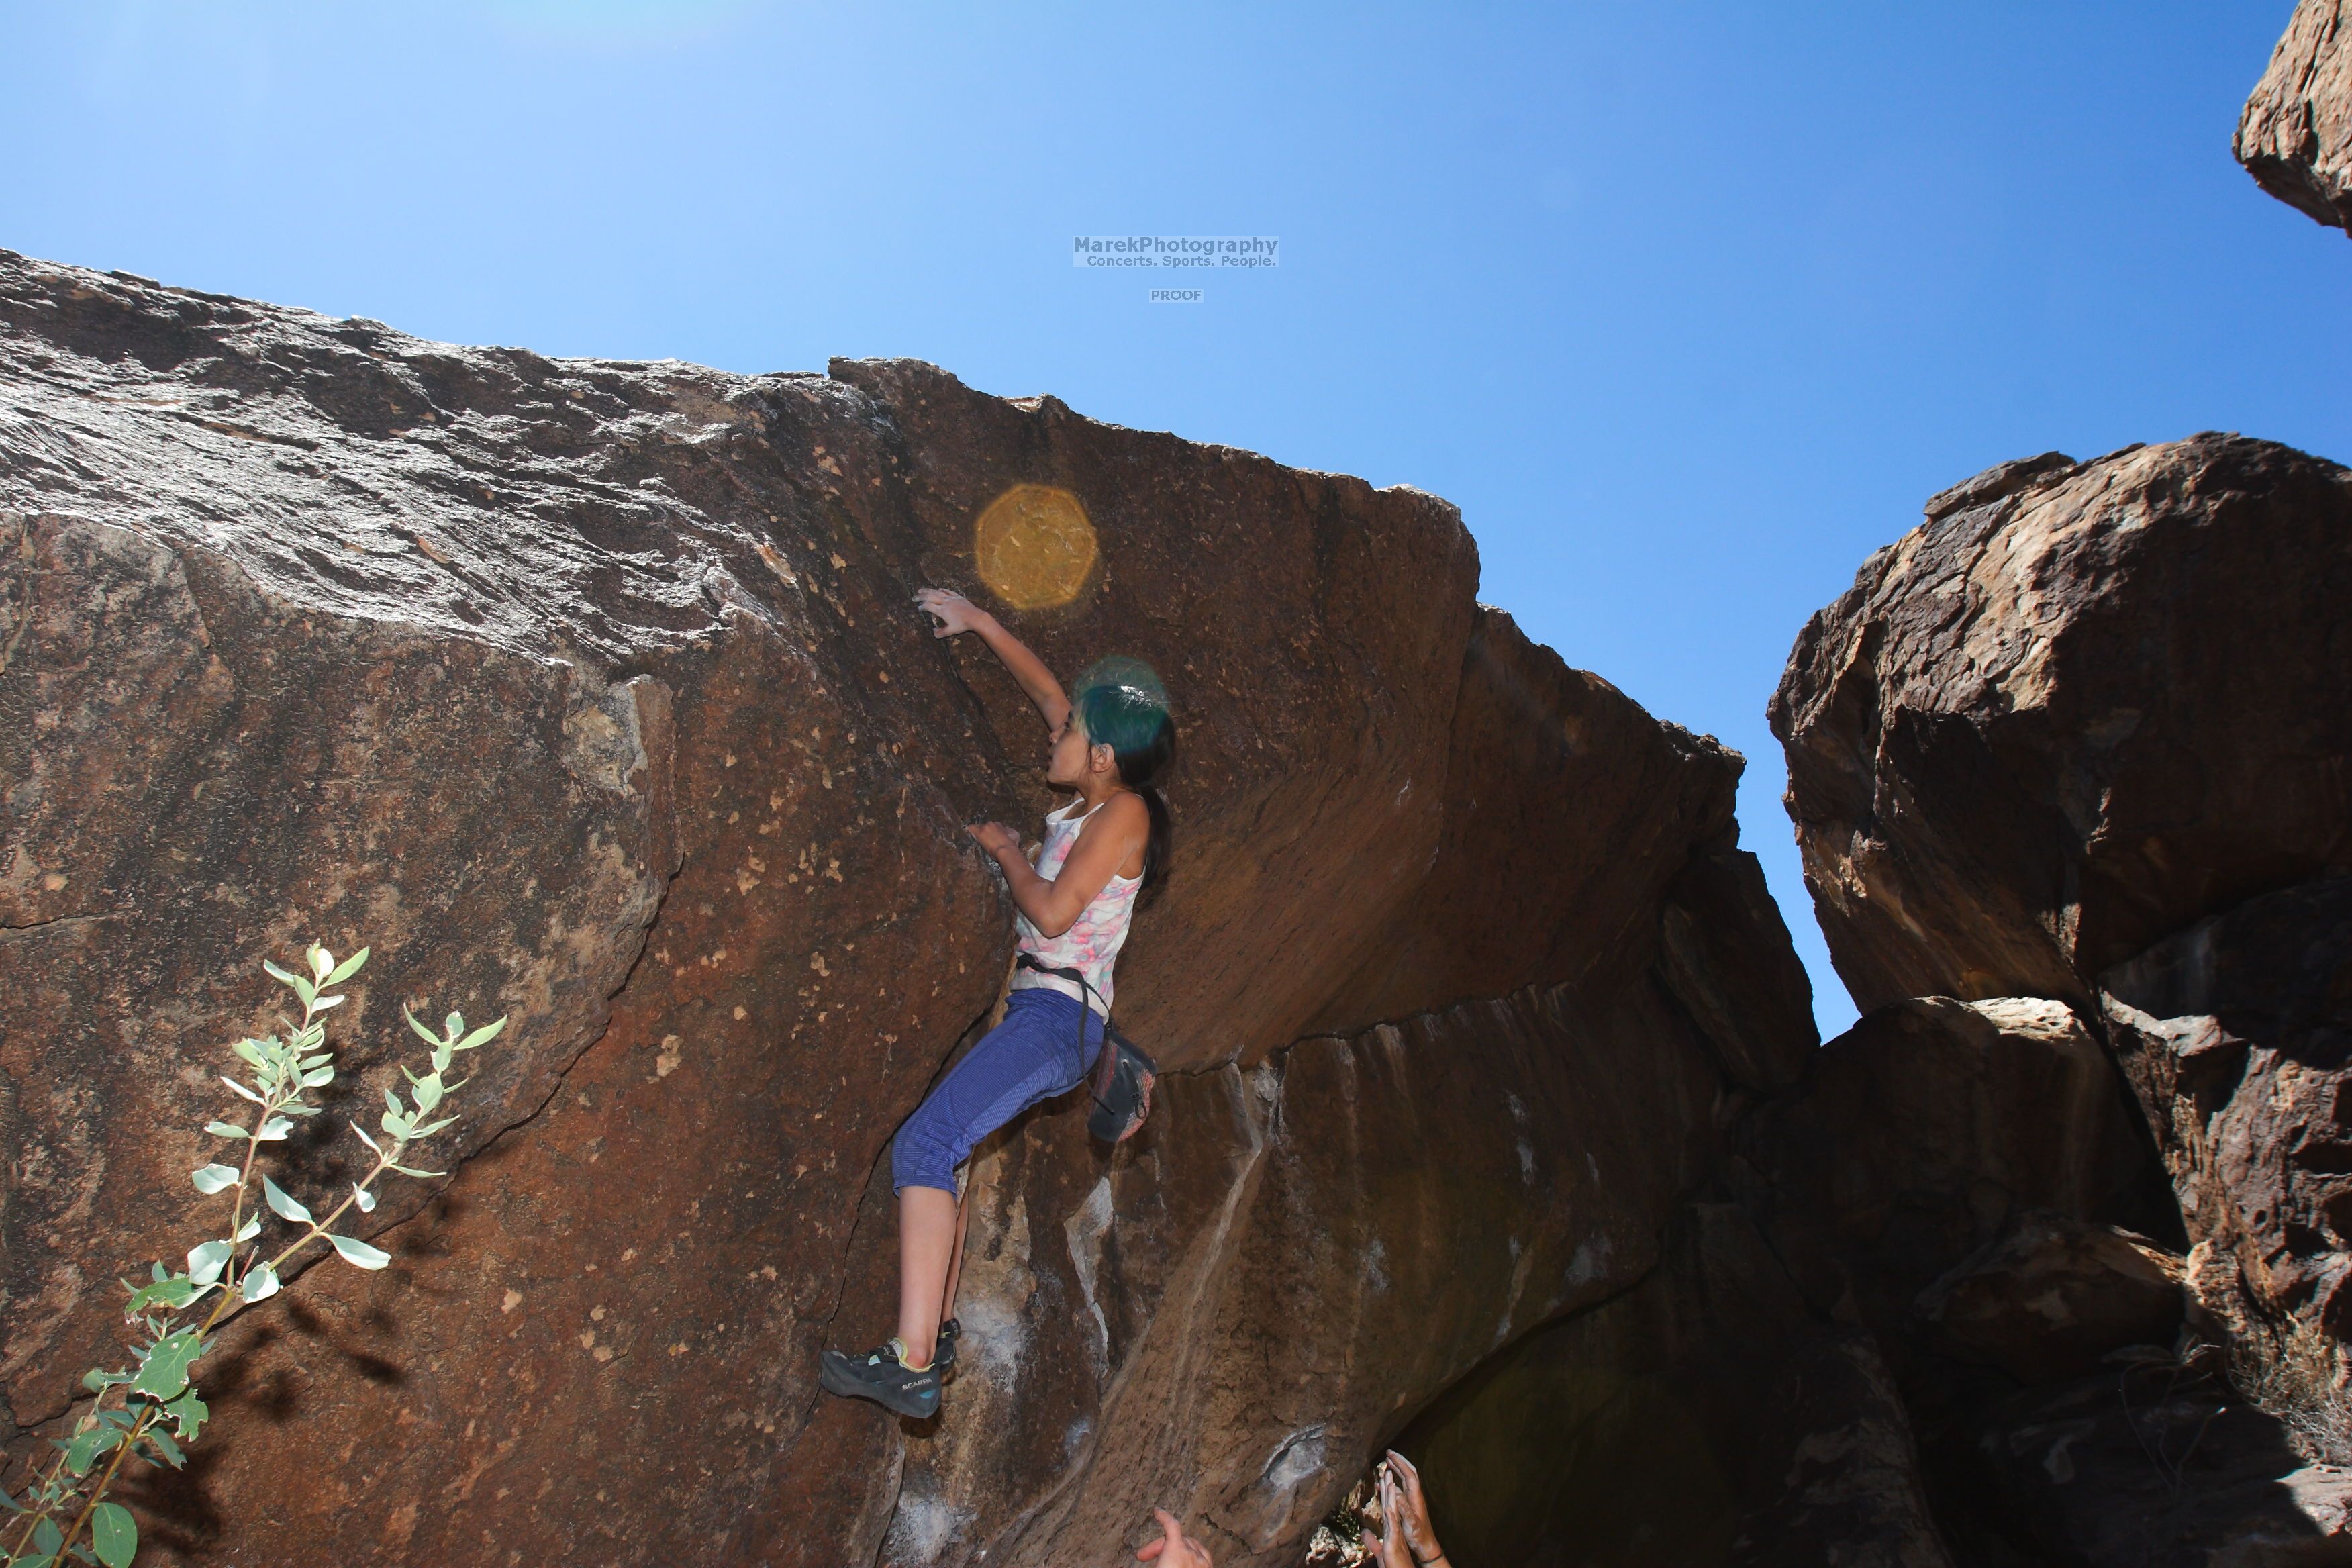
[819, 586, 1173, 1420]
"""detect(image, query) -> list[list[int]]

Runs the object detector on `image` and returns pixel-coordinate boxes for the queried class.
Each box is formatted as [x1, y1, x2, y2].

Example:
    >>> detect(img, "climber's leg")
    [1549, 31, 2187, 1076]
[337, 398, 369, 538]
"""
[894, 1185, 957, 1369]
[821, 990, 1094, 1413]
[929, 1187, 971, 1375]
[942, 1187, 970, 1319]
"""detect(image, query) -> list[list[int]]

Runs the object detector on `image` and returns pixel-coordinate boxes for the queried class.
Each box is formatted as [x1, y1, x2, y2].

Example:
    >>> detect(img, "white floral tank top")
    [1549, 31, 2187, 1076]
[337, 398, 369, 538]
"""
[1011, 796, 1142, 1018]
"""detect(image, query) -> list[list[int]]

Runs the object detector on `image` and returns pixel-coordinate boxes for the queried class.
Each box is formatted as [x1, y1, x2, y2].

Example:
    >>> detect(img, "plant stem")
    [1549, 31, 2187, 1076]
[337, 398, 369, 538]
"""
[221, 989, 317, 1286]
[1, 1448, 72, 1559]
[43, 1406, 157, 1568]
[265, 1153, 392, 1275]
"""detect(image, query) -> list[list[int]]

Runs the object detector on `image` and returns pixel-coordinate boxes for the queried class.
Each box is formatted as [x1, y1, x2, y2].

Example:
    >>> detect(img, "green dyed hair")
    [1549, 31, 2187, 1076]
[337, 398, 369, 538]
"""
[1075, 658, 1174, 895]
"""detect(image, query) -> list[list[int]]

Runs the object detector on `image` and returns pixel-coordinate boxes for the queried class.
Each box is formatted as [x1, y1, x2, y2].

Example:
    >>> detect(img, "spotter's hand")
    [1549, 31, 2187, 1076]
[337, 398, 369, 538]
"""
[1384, 1451, 1442, 1563]
[967, 821, 1021, 857]
[1135, 1510, 1213, 1568]
[916, 587, 990, 638]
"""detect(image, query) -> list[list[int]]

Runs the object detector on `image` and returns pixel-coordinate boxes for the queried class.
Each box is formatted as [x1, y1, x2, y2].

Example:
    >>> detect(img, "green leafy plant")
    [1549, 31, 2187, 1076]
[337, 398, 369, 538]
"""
[0, 941, 503, 1567]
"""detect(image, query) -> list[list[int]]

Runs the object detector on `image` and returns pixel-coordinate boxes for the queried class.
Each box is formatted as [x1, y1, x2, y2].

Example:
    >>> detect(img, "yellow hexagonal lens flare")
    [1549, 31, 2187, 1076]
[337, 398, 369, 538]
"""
[973, 483, 1098, 611]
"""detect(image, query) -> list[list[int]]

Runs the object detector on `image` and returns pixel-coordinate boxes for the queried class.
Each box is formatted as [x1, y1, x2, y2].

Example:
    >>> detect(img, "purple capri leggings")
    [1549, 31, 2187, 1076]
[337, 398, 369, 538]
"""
[891, 987, 1104, 1195]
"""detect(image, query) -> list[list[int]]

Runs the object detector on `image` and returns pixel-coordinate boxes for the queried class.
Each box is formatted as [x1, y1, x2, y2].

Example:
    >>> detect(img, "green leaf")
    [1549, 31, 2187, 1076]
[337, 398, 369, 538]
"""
[34, 1514, 64, 1557]
[326, 946, 370, 985]
[408, 1116, 456, 1139]
[240, 1261, 279, 1303]
[203, 1120, 248, 1139]
[411, 1073, 444, 1114]
[389, 1163, 445, 1179]
[130, 1330, 203, 1400]
[260, 1175, 311, 1225]
[309, 944, 334, 983]
[299, 1066, 335, 1088]
[185, 1241, 231, 1286]
[289, 973, 318, 1008]
[163, 1389, 208, 1442]
[444, 1010, 464, 1039]
[277, 1101, 321, 1118]
[311, 993, 346, 1013]
[62, 1422, 120, 1477]
[90, 1502, 135, 1568]
[0, 1485, 19, 1511]
[189, 1165, 240, 1195]
[352, 1183, 377, 1213]
[231, 1038, 268, 1069]
[234, 1214, 260, 1243]
[381, 1110, 412, 1140]
[218, 1075, 264, 1105]
[81, 1369, 130, 1393]
[254, 1116, 292, 1142]
[403, 1006, 440, 1046]
[456, 1016, 506, 1051]
[328, 1234, 391, 1270]
[123, 1273, 197, 1316]
[350, 1120, 383, 1155]
[261, 958, 302, 991]
[141, 1422, 186, 1468]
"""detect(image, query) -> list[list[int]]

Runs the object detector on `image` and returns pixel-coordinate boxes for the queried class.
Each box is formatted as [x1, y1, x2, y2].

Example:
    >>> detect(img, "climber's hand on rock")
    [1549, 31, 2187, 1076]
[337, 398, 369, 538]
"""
[1383, 1451, 1442, 1562]
[1369, 1469, 1414, 1568]
[1136, 1509, 1213, 1567]
[916, 587, 991, 638]
[967, 821, 1020, 858]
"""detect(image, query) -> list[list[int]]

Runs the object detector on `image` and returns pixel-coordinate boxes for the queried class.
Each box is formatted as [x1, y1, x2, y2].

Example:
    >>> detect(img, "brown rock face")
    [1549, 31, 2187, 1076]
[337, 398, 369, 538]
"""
[1740, 996, 2173, 1351]
[2103, 877, 2352, 1404]
[2239, 0, 2352, 235]
[1963, 1363, 2352, 1567]
[1911, 1213, 2186, 1386]
[1403, 1202, 1958, 1568]
[1771, 435, 2352, 1014]
[1391, 995, 2184, 1568]
[0, 251, 1815, 1565]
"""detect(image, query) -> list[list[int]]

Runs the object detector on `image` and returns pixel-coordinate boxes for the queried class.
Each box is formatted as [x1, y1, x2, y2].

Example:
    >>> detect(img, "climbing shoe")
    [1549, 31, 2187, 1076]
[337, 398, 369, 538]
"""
[818, 1338, 940, 1419]
[934, 1316, 961, 1378]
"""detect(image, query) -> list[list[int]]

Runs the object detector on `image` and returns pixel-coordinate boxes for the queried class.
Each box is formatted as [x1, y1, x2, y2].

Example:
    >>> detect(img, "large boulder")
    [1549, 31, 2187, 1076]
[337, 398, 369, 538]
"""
[1771, 436, 2352, 1014]
[0, 251, 1814, 1565]
[2103, 877, 2352, 1420]
[1770, 429, 2352, 1559]
[2239, 0, 2352, 236]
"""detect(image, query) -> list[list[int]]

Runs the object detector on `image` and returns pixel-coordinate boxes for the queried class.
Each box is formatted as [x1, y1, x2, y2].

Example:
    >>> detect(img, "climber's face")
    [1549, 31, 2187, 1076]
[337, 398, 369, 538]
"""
[1046, 709, 1106, 789]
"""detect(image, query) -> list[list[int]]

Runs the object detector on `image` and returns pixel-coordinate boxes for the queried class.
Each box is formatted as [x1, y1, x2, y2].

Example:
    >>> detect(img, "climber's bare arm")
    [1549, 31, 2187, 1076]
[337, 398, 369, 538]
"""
[967, 795, 1145, 936]
[916, 587, 1069, 731]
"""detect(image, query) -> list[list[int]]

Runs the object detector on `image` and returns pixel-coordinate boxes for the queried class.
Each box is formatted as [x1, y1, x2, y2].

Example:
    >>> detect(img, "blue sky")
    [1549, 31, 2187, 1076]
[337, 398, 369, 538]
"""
[7, 1, 2348, 1035]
